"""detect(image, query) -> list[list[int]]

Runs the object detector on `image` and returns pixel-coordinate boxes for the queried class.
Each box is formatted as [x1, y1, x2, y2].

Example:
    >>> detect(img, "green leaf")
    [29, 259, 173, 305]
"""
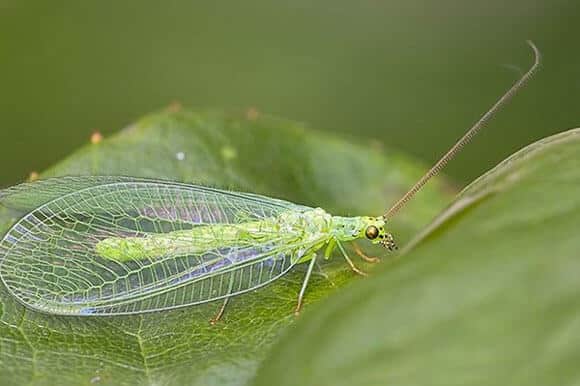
[253, 128, 580, 386]
[0, 110, 450, 386]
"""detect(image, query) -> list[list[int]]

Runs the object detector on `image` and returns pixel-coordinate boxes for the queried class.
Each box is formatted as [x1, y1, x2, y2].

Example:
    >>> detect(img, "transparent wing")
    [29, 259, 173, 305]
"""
[0, 177, 317, 315]
[0, 176, 139, 211]
[0, 176, 301, 213]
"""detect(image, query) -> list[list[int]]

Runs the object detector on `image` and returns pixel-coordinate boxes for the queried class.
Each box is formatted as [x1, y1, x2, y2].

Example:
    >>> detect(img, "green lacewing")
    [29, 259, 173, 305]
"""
[0, 42, 540, 320]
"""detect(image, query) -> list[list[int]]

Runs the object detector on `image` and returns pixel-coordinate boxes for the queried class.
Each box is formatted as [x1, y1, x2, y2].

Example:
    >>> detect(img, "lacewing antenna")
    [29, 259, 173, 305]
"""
[383, 41, 541, 220]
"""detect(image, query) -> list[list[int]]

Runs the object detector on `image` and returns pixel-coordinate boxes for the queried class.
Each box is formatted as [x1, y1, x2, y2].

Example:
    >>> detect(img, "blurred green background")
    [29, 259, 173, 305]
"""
[0, 0, 578, 188]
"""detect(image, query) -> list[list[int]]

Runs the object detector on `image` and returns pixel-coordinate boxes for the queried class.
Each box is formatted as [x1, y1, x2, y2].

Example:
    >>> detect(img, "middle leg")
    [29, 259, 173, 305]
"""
[294, 254, 317, 316]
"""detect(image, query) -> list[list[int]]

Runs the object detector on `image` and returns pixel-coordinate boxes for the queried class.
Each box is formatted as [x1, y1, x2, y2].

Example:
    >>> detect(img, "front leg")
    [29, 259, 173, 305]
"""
[324, 238, 336, 259]
[336, 241, 368, 277]
[352, 242, 380, 263]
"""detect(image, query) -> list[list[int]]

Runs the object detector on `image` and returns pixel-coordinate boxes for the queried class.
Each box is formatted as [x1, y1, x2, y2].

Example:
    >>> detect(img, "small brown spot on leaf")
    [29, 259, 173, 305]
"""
[246, 107, 260, 121]
[90, 131, 103, 145]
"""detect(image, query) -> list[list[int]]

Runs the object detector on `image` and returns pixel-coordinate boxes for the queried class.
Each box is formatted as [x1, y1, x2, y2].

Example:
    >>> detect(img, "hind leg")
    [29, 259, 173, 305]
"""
[210, 274, 235, 325]
[210, 296, 231, 325]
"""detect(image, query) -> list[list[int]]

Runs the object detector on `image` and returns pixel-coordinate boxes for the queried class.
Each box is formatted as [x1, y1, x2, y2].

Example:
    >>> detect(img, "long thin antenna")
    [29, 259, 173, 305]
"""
[383, 40, 541, 220]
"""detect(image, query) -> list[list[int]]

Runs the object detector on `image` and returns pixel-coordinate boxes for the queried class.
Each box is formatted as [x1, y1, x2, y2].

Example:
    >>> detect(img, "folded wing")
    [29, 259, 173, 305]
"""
[0, 177, 316, 315]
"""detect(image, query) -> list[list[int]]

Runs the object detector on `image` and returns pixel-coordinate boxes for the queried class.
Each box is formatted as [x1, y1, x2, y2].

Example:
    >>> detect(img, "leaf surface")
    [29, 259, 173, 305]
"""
[253, 128, 580, 386]
[0, 110, 449, 386]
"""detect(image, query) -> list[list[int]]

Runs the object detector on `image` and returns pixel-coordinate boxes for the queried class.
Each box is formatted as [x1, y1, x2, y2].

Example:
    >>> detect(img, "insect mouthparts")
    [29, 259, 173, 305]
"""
[380, 234, 397, 251]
